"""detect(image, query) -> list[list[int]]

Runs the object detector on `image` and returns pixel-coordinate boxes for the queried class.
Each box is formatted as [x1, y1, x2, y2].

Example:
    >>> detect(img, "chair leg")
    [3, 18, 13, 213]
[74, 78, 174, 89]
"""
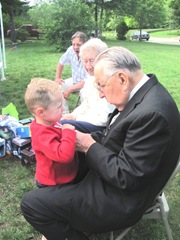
[158, 195, 173, 240]
[113, 227, 133, 240]
[109, 231, 113, 240]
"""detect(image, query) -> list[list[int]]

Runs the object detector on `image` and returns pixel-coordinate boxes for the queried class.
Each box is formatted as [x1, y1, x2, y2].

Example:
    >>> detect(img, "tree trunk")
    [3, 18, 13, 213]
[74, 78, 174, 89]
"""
[94, 3, 98, 37]
[9, 6, 16, 43]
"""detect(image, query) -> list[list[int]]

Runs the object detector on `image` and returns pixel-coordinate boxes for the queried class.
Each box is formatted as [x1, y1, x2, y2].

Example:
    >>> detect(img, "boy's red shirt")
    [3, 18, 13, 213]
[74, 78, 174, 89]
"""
[30, 119, 78, 186]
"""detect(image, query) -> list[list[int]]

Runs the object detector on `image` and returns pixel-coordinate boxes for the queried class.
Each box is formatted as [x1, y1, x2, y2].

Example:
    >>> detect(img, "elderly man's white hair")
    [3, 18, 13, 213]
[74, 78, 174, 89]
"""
[79, 38, 108, 57]
[95, 46, 142, 77]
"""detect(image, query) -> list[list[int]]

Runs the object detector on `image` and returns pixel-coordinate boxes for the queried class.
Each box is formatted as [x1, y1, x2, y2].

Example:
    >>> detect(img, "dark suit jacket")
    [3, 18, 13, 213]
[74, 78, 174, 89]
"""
[70, 74, 180, 233]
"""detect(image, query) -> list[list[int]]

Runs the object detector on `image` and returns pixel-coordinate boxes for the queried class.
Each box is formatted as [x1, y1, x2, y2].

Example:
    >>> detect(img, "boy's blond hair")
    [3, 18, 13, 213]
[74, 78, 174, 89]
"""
[25, 78, 62, 114]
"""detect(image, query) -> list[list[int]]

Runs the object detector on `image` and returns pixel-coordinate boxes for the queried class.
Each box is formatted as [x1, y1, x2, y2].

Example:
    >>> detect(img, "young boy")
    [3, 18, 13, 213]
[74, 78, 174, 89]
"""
[24, 78, 78, 188]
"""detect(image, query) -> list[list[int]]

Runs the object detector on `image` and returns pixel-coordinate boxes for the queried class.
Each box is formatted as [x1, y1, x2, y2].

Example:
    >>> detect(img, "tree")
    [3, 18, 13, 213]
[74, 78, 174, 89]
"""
[169, 0, 180, 26]
[83, 0, 129, 36]
[29, 0, 93, 50]
[125, 0, 167, 38]
[1, 0, 30, 42]
[85, 0, 115, 36]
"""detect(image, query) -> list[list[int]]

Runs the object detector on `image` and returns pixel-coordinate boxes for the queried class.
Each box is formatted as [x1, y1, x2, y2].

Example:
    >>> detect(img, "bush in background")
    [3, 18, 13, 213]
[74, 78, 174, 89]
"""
[16, 29, 29, 42]
[116, 21, 129, 40]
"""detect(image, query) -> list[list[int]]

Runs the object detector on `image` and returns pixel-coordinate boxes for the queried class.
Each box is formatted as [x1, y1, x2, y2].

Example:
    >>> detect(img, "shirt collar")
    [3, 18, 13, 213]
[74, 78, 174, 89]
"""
[129, 74, 149, 100]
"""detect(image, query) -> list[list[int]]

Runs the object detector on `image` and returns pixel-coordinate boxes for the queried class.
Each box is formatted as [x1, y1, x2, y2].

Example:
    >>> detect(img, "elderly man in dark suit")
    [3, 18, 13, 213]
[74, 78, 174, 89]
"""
[21, 47, 180, 240]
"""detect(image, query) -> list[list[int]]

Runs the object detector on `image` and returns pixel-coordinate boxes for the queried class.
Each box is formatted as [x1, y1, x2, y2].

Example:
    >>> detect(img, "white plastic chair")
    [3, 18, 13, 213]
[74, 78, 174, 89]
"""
[110, 158, 180, 240]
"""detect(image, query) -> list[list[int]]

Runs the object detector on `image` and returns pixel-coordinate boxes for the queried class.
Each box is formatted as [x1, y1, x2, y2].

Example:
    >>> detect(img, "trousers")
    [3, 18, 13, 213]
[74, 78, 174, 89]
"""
[21, 183, 90, 240]
[21, 157, 90, 240]
[61, 119, 105, 133]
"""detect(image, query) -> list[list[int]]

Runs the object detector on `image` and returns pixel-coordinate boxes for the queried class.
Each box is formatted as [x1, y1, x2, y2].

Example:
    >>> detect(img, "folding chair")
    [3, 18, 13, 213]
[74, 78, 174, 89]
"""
[109, 157, 180, 240]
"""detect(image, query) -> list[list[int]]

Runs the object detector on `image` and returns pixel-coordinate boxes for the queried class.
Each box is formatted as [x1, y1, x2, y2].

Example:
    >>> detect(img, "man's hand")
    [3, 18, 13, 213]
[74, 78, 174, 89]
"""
[76, 130, 96, 153]
[63, 88, 72, 100]
[55, 78, 64, 85]
[63, 81, 85, 100]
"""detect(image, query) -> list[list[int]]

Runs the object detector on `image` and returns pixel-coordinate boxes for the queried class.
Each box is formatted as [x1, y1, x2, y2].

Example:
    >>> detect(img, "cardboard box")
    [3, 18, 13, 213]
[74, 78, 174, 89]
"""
[21, 148, 36, 166]
[12, 137, 31, 157]
[12, 137, 31, 147]
[16, 126, 31, 138]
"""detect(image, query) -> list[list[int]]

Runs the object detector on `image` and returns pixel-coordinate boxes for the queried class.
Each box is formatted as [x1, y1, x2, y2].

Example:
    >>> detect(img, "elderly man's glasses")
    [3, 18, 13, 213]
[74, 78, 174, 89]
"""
[95, 71, 119, 91]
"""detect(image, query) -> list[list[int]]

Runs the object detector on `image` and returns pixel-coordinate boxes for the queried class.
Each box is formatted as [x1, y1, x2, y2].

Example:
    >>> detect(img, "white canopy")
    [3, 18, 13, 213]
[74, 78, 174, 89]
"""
[0, 2, 6, 80]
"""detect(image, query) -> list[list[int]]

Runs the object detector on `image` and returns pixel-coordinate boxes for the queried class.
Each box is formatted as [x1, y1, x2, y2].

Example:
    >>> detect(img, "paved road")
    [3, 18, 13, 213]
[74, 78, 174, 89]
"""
[148, 37, 180, 45]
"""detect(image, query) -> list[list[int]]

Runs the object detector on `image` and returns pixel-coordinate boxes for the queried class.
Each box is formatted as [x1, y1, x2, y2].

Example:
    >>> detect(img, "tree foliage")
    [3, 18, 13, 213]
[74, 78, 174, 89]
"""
[83, 0, 136, 34]
[83, 0, 113, 35]
[1, 0, 30, 42]
[97, 0, 168, 33]
[29, 0, 93, 50]
[169, 0, 180, 26]
[124, 0, 167, 29]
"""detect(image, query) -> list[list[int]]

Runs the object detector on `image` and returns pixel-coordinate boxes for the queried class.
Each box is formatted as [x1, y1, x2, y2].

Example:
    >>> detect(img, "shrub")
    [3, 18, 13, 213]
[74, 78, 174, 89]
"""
[116, 21, 129, 40]
[17, 29, 29, 42]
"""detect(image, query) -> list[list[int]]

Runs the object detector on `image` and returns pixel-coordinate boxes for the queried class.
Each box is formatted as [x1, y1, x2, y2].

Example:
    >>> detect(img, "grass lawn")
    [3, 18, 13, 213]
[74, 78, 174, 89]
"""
[0, 38, 180, 240]
[150, 29, 180, 38]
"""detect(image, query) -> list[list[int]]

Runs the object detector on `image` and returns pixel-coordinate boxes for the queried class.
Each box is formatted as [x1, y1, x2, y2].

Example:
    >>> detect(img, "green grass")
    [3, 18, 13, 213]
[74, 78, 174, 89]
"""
[0, 38, 180, 240]
[150, 29, 180, 38]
